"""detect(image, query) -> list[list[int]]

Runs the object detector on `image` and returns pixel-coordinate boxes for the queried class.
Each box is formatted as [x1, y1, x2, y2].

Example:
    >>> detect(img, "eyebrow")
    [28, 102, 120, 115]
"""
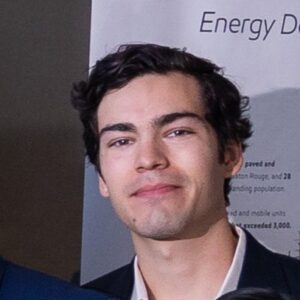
[99, 111, 205, 139]
[99, 122, 136, 139]
[154, 111, 205, 127]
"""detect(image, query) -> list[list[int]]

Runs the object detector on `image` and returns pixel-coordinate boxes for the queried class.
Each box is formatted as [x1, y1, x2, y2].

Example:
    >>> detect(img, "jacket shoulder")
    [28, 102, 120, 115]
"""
[0, 257, 109, 300]
[84, 262, 134, 300]
[240, 230, 300, 297]
[273, 251, 300, 282]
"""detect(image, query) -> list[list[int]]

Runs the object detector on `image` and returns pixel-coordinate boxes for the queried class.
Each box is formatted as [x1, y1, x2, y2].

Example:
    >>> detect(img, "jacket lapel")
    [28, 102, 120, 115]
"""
[84, 261, 134, 300]
[238, 230, 290, 293]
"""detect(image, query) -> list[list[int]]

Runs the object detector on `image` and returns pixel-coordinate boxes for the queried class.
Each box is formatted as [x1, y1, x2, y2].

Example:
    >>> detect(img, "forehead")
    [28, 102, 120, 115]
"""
[97, 72, 204, 128]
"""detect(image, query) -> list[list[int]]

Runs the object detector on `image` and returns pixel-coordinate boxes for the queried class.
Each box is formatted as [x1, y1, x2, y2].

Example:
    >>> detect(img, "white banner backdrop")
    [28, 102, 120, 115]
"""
[81, 0, 300, 283]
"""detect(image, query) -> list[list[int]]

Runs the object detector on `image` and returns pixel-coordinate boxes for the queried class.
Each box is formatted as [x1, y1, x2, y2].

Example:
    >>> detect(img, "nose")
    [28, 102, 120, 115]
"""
[134, 137, 169, 172]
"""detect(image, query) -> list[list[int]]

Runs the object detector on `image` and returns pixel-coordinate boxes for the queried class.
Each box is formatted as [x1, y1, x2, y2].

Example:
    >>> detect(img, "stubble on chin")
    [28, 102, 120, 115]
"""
[128, 204, 193, 241]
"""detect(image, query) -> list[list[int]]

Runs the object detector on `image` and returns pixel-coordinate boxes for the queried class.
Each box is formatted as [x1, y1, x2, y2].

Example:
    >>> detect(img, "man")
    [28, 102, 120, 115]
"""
[71, 44, 300, 299]
[0, 256, 115, 299]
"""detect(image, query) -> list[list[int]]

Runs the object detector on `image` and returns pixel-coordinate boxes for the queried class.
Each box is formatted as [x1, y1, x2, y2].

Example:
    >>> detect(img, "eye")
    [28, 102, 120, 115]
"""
[167, 129, 194, 138]
[108, 138, 133, 148]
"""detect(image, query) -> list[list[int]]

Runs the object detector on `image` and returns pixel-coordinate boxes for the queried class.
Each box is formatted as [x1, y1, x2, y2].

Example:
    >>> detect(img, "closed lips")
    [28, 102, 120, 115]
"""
[132, 184, 180, 197]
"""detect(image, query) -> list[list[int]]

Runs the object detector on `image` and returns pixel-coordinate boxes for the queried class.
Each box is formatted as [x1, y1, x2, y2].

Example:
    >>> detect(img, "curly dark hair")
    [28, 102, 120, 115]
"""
[71, 43, 252, 205]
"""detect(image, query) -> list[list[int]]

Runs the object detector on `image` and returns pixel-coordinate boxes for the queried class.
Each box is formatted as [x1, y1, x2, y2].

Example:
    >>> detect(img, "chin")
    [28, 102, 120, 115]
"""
[130, 216, 187, 240]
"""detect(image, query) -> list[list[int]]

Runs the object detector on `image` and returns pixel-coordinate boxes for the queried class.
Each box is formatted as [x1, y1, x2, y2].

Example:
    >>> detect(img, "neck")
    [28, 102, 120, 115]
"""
[132, 218, 237, 300]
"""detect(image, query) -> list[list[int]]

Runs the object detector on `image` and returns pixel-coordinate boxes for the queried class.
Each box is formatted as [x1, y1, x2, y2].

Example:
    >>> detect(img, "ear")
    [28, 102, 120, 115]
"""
[99, 175, 110, 198]
[223, 141, 243, 178]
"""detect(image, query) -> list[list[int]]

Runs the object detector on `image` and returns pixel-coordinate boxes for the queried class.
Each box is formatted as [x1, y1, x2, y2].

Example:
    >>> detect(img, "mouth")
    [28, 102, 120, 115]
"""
[132, 183, 181, 198]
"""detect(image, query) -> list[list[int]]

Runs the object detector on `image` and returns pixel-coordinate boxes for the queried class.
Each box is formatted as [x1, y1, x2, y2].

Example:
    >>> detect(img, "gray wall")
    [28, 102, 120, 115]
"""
[0, 1, 91, 280]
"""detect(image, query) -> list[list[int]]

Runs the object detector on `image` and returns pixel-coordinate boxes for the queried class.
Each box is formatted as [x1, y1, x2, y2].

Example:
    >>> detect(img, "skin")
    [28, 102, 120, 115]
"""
[97, 72, 243, 299]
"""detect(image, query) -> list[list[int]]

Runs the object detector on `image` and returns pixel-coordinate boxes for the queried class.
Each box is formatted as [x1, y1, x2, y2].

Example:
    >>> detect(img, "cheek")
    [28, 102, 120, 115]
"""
[171, 142, 217, 171]
[100, 151, 133, 192]
[100, 150, 119, 175]
[100, 159, 132, 220]
[172, 143, 223, 188]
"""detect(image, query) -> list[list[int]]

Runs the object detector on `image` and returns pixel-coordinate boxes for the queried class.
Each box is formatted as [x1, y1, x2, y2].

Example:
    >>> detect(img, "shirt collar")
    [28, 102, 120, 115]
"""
[131, 226, 246, 300]
[131, 257, 148, 300]
[215, 226, 246, 298]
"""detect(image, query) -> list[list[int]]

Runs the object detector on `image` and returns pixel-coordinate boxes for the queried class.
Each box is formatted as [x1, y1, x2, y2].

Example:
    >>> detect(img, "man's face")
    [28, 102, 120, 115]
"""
[97, 72, 242, 241]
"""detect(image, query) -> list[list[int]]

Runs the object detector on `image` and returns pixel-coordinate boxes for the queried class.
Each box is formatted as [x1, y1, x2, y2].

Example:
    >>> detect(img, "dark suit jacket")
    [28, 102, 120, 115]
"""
[0, 257, 114, 300]
[84, 231, 300, 299]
